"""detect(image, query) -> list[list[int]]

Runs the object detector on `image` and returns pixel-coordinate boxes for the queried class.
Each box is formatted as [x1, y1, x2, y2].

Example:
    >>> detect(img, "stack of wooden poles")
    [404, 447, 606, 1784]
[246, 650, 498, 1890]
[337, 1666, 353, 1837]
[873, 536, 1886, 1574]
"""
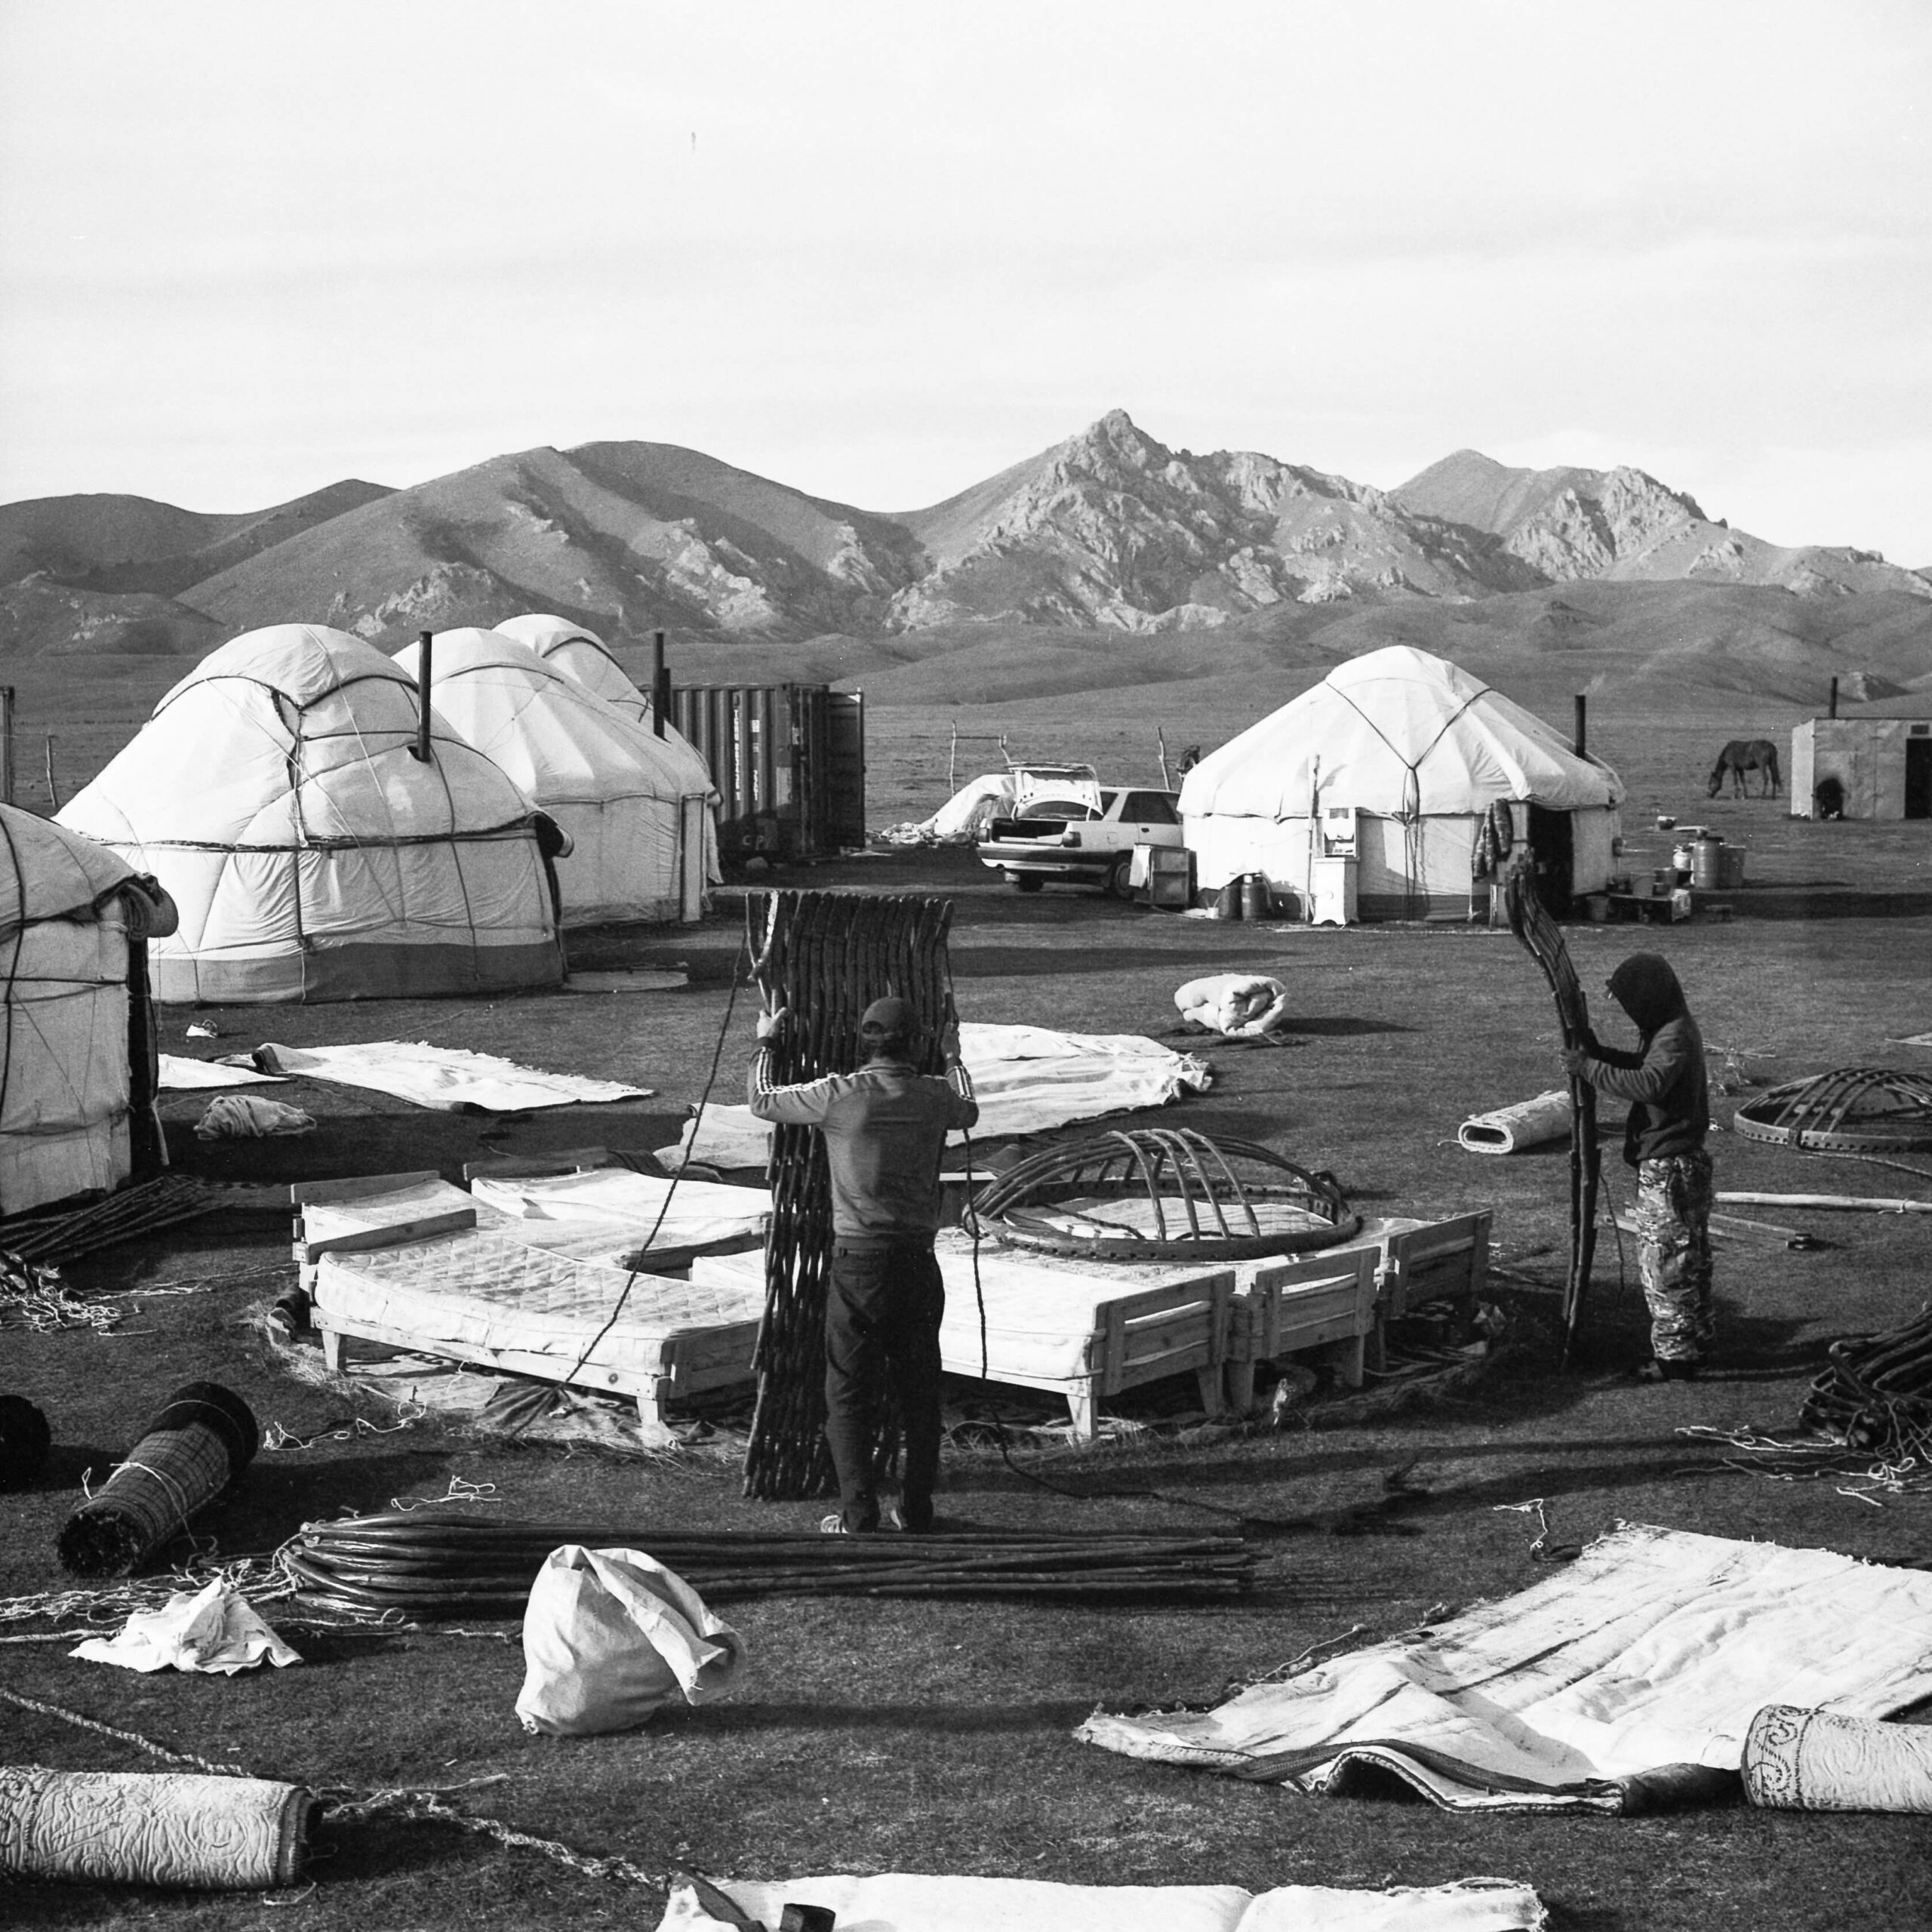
[1503, 868, 1599, 1361]
[283, 1509, 1251, 1608]
[743, 890, 954, 1501]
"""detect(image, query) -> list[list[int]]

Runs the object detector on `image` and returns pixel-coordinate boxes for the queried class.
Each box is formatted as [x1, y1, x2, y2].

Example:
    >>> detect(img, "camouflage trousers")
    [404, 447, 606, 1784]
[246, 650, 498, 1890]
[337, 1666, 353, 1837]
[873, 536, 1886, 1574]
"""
[1632, 1149, 1715, 1362]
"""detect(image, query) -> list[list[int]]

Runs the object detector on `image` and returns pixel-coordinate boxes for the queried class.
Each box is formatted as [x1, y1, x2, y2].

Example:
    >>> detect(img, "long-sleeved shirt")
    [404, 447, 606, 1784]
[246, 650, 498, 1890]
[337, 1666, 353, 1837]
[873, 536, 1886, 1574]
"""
[747, 1051, 979, 1247]
[1575, 953, 1709, 1167]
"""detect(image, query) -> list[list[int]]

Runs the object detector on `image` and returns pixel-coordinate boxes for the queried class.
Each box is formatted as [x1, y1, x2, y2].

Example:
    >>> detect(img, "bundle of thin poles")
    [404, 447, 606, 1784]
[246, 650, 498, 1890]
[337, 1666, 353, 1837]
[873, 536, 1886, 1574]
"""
[743, 890, 954, 1501]
[1801, 1304, 1932, 1451]
[2, 1175, 218, 1267]
[281, 1509, 1250, 1610]
[1503, 867, 1598, 1361]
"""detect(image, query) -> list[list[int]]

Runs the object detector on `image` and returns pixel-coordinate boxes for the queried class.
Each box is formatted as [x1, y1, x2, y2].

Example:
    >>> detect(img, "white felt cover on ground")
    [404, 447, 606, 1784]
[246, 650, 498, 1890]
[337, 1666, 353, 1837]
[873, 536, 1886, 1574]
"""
[252, 1039, 650, 1111]
[1078, 1524, 1932, 1811]
[657, 1872, 1546, 1931]
[469, 1168, 770, 1247]
[663, 1023, 1212, 1167]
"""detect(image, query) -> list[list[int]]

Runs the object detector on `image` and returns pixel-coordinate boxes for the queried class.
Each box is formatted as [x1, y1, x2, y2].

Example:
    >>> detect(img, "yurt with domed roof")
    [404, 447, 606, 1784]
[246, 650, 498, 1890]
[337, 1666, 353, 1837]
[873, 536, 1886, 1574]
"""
[0, 804, 177, 1211]
[494, 613, 721, 891]
[1179, 645, 1624, 921]
[395, 628, 715, 925]
[56, 625, 564, 1002]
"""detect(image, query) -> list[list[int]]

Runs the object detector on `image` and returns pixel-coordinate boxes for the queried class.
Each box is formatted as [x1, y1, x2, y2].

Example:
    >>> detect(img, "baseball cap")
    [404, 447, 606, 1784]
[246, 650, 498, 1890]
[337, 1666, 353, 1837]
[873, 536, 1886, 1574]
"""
[860, 996, 912, 1034]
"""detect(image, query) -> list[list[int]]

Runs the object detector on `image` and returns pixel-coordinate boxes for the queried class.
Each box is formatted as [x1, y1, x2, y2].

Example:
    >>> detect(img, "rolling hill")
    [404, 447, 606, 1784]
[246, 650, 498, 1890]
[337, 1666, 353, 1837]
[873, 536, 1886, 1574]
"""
[2, 416, 1927, 716]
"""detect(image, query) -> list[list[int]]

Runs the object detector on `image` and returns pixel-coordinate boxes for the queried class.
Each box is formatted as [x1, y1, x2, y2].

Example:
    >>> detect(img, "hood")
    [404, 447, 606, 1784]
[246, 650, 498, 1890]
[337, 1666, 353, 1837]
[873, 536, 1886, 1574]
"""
[1607, 952, 1687, 1033]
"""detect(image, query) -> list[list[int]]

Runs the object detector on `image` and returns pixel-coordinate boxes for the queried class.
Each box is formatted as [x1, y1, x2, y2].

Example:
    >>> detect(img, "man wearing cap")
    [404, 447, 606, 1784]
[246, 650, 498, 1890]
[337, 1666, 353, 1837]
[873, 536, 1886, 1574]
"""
[749, 995, 978, 1532]
[1559, 952, 1714, 1381]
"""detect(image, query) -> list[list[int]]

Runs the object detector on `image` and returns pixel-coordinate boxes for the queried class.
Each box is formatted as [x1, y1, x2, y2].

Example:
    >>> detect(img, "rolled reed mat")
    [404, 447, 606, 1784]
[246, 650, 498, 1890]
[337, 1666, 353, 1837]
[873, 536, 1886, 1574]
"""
[56, 1380, 259, 1577]
[1458, 1089, 1573, 1155]
[0, 1767, 312, 1889]
[1743, 1704, 1932, 1813]
[0, 1392, 51, 1488]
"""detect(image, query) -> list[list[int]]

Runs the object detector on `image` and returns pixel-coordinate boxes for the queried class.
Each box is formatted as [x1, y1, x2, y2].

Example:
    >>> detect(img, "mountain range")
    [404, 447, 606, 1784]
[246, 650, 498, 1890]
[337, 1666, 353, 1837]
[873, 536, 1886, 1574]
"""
[2, 411, 1927, 664]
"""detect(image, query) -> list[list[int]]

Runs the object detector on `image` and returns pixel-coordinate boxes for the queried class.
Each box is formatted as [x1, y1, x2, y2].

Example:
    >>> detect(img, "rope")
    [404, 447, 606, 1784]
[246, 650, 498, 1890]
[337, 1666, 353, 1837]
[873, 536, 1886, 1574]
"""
[0, 1684, 675, 1897]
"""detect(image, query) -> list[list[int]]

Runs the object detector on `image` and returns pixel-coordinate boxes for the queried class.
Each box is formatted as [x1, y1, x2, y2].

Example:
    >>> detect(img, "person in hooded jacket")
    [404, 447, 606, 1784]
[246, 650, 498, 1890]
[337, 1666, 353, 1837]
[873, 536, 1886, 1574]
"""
[1560, 952, 1713, 1380]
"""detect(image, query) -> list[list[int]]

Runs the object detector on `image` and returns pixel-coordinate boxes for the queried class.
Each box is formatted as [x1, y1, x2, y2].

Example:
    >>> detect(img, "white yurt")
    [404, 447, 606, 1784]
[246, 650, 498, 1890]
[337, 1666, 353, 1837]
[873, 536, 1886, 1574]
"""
[1180, 646, 1625, 920]
[57, 625, 565, 1002]
[0, 804, 177, 1212]
[394, 628, 715, 926]
[493, 613, 721, 887]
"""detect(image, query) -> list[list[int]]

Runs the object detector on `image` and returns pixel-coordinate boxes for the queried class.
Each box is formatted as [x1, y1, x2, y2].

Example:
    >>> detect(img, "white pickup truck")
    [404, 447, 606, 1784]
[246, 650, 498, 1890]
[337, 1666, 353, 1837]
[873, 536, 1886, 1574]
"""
[976, 774, 1184, 897]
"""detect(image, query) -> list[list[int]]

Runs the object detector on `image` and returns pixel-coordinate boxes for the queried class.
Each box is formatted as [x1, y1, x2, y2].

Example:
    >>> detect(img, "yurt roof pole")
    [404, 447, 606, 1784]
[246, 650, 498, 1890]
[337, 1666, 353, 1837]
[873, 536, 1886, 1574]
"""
[1303, 755, 1320, 924]
[411, 630, 432, 762]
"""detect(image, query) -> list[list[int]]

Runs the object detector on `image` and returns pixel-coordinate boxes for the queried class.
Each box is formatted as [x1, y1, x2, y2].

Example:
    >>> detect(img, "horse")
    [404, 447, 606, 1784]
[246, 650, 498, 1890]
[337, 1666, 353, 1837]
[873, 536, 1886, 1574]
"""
[1707, 738, 1782, 798]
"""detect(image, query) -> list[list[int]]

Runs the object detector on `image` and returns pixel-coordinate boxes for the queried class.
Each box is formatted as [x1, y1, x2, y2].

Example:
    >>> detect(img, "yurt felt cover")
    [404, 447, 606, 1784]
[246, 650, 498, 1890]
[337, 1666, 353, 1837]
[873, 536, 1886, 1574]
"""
[395, 629, 707, 927]
[56, 625, 562, 1004]
[0, 807, 162, 1213]
[495, 614, 721, 898]
[1178, 646, 1623, 915]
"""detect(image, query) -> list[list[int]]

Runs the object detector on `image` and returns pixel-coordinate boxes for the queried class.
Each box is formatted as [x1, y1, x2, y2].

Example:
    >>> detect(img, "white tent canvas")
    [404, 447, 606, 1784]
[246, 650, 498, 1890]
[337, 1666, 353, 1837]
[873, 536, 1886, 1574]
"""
[0, 806, 177, 1212]
[57, 625, 563, 1003]
[395, 629, 714, 926]
[1179, 646, 1624, 920]
[493, 614, 721, 894]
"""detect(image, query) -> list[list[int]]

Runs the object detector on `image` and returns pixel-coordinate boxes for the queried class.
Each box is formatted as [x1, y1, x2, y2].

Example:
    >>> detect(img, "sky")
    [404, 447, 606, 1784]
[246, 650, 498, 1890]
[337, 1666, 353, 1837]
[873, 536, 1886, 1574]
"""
[2, 0, 1928, 562]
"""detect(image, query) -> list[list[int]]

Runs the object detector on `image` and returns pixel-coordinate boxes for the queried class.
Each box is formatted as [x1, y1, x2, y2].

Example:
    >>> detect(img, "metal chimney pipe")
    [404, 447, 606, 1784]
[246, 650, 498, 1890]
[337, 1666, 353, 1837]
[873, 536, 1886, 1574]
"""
[1828, 676, 1839, 720]
[413, 629, 433, 761]
[652, 628, 669, 739]
[1573, 694, 1587, 758]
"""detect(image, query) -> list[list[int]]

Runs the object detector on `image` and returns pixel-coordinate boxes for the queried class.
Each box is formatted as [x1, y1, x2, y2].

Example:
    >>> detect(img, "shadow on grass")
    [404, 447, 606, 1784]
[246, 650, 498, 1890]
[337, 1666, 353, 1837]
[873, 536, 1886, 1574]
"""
[1729, 890, 1932, 921]
[654, 1697, 1095, 1737]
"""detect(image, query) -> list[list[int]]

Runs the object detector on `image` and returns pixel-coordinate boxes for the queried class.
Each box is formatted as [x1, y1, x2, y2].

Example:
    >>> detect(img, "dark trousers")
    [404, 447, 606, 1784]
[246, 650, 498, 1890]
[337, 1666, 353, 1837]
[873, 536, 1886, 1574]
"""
[824, 1243, 944, 1532]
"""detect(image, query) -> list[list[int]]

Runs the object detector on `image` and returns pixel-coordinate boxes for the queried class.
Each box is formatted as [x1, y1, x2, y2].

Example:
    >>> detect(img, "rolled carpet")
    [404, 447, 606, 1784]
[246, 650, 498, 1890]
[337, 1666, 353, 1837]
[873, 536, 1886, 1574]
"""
[1457, 1090, 1572, 1155]
[57, 1382, 259, 1577]
[1743, 1704, 1932, 1813]
[0, 1393, 51, 1488]
[0, 1767, 312, 1889]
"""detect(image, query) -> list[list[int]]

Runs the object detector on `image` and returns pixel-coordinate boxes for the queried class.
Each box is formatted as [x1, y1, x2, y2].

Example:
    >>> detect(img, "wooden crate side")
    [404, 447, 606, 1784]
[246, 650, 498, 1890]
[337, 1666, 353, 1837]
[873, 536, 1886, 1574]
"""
[291, 1170, 442, 1207]
[1383, 1211, 1493, 1318]
[1235, 1248, 1378, 1360]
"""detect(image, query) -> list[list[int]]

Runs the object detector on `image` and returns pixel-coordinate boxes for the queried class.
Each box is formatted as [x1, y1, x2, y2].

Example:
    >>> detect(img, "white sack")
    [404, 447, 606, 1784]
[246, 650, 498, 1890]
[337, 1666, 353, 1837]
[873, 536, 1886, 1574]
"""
[516, 1544, 746, 1737]
[659, 1872, 1547, 1932]
[71, 1579, 300, 1675]
[1175, 974, 1291, 1038]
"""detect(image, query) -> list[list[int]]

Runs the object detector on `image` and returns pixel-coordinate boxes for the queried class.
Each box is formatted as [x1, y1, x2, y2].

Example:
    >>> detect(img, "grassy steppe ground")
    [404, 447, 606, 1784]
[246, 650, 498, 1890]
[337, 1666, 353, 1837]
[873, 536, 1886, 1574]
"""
[2, 673, 1930, 1931]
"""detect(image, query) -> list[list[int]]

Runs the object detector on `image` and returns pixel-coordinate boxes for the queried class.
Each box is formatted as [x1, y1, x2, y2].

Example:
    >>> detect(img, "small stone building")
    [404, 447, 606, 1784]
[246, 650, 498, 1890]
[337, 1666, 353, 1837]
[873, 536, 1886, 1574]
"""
[1790, 718, 1932, 820]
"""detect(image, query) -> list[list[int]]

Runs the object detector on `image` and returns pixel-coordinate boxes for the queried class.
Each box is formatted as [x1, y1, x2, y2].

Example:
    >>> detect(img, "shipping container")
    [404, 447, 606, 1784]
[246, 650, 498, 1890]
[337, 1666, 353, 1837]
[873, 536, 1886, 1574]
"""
[669, 685, 866, 860]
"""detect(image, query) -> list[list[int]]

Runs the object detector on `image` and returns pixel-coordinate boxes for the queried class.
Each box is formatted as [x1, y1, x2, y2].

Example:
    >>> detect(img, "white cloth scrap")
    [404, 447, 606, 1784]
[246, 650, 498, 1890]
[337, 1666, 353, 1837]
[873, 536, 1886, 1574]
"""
[70, 1579, 300, 1675]
[193, 1094, 315, 1139]
[1078, 1524, 1932, 1813]
[1174, 974, 1291, 1038]
[660, 1022, 1212, 1167]
[249, 1040, 651, 1112]
[158, 1054, 290, 1091]
[659, 1873, 1546, 1932]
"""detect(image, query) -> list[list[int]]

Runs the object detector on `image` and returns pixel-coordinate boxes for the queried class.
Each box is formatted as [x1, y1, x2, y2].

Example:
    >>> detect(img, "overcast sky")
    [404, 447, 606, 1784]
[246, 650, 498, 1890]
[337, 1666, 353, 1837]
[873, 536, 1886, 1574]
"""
[2, 0, 1927, 561]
